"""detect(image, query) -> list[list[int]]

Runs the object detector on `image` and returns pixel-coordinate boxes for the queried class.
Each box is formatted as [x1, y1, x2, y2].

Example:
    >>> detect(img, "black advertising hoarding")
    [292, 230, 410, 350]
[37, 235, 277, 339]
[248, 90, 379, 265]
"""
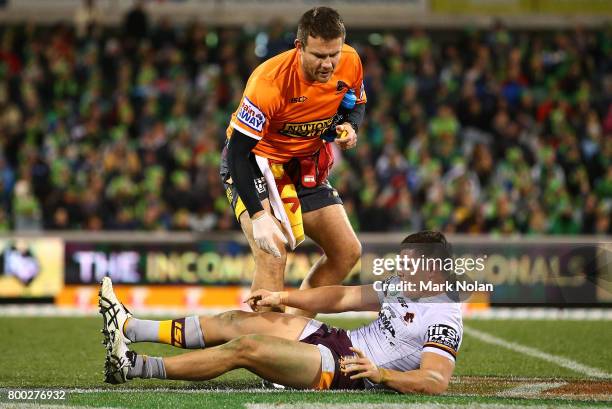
[64, 240, 329, 286]
[360, 241, 610, 305]
[62, 238, 612, 305]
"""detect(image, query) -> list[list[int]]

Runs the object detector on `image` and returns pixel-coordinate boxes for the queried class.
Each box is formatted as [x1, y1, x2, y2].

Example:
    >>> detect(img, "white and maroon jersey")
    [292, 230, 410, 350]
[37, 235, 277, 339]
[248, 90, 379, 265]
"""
[347, 276, 463, 386]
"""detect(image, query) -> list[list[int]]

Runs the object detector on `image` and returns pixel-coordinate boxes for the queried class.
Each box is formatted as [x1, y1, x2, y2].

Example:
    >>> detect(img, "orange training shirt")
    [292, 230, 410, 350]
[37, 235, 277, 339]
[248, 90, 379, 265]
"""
[226, 43, 366, 163]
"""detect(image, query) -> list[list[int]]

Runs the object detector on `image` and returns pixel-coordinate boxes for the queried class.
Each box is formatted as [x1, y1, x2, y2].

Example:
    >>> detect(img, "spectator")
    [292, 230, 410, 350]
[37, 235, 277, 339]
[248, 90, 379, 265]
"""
[0, 21, 609, 235]
[123, 0, 149, 44]
[74, 0, 102, 38]
[12, 180, 42, 231]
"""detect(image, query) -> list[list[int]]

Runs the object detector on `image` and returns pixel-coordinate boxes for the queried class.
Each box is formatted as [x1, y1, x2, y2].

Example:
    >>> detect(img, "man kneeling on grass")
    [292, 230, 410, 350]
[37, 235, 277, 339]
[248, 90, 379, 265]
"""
[100, 231, 463, 394]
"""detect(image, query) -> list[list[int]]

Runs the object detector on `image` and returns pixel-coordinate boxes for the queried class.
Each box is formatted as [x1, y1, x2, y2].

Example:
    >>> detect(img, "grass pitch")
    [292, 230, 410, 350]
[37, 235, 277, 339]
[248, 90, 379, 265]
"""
[0, 316, 610, 408]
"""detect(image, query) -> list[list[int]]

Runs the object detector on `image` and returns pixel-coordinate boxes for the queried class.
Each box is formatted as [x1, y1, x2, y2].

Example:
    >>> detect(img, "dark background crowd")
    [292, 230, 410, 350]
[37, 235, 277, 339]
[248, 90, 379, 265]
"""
[0, 2, 610, 235]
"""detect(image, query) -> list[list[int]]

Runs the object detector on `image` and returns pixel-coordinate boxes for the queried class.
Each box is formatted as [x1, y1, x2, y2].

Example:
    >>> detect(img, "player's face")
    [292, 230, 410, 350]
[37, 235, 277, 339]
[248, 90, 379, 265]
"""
[296, 36, 343, 83]
[398, 249, 419, 282]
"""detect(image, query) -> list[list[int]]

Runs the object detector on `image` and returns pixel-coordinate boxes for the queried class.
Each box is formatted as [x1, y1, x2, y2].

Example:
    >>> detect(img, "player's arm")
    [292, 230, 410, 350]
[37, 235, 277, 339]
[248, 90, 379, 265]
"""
[336, 51, 367, 150]
[341, 349, 454, 395]
[335, 103, 365, 151]
[227, 129, 287, 258]
[226, 129, 264, 217]
[346, 102, 365, 132]
[247, 284, 381, 313]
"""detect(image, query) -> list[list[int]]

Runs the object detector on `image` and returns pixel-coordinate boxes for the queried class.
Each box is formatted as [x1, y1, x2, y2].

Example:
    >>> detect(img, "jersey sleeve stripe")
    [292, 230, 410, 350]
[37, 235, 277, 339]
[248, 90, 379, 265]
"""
[423, 342, 457, 358]
[230, 122, 263, 140]
[423, 346, 456, 362]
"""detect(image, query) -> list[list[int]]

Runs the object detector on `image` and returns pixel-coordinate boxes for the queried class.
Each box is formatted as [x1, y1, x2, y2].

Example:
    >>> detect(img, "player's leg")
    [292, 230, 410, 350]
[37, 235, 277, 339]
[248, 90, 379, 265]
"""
[125, 310, 311, 348]
[289, 202, 361, 316]
[221, 150, 287, 309]
[108, 329, 322, 389]
[162, 334, 322, 388]
[199, 310, 311, 346]
[100, 277, 311, 348]
[238, 198, 287, 301]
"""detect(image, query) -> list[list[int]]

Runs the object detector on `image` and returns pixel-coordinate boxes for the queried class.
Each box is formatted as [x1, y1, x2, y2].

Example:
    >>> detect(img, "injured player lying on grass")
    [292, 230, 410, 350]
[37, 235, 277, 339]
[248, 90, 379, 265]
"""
[100, 231, 463, 394]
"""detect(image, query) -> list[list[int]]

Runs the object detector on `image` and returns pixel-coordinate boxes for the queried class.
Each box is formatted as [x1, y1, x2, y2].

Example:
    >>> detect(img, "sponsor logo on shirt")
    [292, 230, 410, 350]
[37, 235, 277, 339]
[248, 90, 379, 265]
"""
[254, 177, 266, 194]
[279, 117, 334, 138]
[426, 324, 460, 352]
[237, 97, 265, 132]
[377, 307, 397, 340]
[290, 96, 308, 103]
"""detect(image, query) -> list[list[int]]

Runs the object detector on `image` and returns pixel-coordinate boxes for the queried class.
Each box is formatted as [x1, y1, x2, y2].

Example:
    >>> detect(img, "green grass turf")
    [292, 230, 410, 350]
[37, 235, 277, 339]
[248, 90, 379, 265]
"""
[0, 317, 610, 408]
[465, 320, 612, 373]
[36, 391, 612, 409]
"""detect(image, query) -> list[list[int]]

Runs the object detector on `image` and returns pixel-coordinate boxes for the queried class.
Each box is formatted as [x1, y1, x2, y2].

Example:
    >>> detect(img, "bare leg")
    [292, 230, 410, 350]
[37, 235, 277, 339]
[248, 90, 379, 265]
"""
[199, 310, 311, 346]
[163, 334, 322, 388]
[126, 310, 311, 348]
[239, 199, 287, 311]
[288, 204, 361, 317]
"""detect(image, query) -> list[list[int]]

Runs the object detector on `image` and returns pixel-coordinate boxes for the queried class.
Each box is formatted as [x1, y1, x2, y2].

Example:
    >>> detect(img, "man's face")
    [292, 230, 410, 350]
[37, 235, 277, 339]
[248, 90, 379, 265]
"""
[296, 35, 343, 83]
[398, 249, 419, 281]
[398, 248, 436, 280]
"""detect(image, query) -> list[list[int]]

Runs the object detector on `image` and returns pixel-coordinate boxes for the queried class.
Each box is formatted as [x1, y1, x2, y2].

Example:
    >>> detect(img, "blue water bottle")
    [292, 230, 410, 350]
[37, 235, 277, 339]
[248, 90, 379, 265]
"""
[321, 89, 356, 142]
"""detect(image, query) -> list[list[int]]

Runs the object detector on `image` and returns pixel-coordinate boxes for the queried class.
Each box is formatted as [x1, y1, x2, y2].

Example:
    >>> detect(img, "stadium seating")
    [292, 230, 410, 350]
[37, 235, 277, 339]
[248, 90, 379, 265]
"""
[0, 19, 610, 234]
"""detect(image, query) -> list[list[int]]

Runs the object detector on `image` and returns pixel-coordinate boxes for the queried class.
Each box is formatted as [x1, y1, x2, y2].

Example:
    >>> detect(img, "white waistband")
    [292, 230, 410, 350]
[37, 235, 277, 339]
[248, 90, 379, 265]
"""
[298, 319, 324, 341]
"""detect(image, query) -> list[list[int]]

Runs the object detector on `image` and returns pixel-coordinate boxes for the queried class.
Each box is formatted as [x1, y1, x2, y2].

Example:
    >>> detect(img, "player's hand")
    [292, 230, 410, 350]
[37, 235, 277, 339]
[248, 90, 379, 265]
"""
[245, 289, 289, 310]
[335, 123, 357, 150]
[251, 211, 287, 258]
[244, 289, 272, 311]
[340, 347, 388, 384]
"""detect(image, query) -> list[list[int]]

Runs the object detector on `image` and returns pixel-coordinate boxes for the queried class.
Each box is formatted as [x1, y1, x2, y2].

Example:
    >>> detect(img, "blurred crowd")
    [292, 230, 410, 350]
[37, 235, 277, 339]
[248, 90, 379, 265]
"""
[0, 1, 610, 235]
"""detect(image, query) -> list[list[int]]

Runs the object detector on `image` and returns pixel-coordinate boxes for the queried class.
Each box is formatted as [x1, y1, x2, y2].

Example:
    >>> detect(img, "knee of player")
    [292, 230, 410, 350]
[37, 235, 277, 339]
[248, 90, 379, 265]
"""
[330, 239, 362, 269]
[254, 245, 288, 264]
[227, 334, 264, 363]
[218, 310, 248, 327]
[275, 243, 288, 260]
[347, 240, 362, 264]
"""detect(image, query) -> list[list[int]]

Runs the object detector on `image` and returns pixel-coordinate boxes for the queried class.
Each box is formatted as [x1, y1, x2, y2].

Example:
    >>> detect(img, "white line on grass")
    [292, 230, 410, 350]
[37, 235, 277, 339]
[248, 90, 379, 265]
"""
[0, 405, 122, 409]
[497, 381, 567, 398]
[464, 326, 612, 379]
[0, 388, 371, 395]
[245, 403, 592, 409]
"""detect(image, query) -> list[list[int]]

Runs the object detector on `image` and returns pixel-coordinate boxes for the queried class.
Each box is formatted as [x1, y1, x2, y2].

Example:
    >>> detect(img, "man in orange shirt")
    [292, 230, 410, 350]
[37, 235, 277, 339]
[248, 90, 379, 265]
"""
[220, 6, 366, 315]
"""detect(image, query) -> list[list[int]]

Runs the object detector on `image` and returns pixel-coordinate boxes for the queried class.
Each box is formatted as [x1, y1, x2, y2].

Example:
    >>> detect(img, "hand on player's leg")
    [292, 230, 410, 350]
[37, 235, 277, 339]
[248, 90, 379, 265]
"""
[245, 289, 289, 311]
[251, 211, 287, 258]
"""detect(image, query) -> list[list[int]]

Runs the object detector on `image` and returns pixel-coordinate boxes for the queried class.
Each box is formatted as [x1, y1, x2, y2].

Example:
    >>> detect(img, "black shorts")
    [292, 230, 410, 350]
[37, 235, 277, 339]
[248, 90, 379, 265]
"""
[219, 144, 342, 219]
[300, 323, 366, 390]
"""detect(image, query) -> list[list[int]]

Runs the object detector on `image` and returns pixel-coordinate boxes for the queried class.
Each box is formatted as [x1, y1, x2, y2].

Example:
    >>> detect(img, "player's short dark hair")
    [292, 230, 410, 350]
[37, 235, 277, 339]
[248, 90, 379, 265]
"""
[297, 7, 346, 47]
[400, 230, 452, 260]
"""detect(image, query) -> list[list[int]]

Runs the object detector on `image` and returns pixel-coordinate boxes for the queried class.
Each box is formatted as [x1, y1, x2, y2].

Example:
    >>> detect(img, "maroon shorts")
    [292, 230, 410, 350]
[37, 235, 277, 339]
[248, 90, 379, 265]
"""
[299, 323, 366, 390]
